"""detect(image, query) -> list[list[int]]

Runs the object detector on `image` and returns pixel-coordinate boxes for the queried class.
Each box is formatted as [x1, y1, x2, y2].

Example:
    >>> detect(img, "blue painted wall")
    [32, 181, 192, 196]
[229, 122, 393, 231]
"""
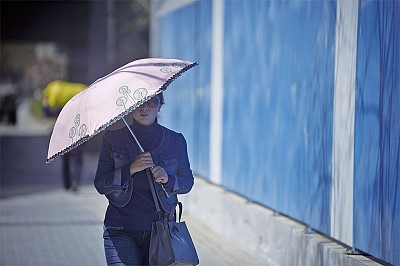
[221, 0, 335, 235]
[354, 1, 400, 264]
[155, 0, 399, 264]
[159, 1, 212, 179]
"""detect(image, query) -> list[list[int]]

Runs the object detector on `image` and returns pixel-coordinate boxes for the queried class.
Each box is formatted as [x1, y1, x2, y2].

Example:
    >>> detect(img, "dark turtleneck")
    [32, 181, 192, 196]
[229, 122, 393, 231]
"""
[131, 118, 162, 152]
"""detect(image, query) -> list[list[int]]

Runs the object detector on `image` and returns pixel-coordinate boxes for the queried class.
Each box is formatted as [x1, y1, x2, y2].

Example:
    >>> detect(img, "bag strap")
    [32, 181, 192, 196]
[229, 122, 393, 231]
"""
[145, 168, 162, 218]
[169, 201, 182, 222]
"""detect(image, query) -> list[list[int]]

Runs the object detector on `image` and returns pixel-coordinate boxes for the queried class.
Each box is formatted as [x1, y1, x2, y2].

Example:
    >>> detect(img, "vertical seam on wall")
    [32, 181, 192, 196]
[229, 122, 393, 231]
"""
[331, 0, 359, 247]
[209, 0, 224, 184]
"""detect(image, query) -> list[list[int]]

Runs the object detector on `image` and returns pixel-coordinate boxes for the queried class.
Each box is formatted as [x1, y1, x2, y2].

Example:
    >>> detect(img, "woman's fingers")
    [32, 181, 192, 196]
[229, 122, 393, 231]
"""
[151, 166, 168, 184]
[130, 152, 155, 174]
[137, 152, 154, 165]
[131, 154, 168, 184]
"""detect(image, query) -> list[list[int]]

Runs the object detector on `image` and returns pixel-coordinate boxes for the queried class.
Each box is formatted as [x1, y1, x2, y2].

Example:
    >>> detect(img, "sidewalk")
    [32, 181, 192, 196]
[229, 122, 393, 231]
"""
[0, 104, 262, 266]
[0, 184, 262, 266]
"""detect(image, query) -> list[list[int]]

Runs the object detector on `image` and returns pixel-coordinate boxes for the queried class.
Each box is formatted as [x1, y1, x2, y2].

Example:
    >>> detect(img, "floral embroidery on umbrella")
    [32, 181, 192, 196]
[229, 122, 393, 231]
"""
[172, 62, 188, 68]
[69, 114, 87, 143]
[79, 124, 87, 138]
[160, 68, 172, 73]
[116, 86, 148, 111]
[154, 63, 168, 67]
[116, 96, 128, 110]
[154, 62, 188, 74]
[133, 88, 148, 100]
[154, 63, 172, 73]
[118, 86, 136, 104]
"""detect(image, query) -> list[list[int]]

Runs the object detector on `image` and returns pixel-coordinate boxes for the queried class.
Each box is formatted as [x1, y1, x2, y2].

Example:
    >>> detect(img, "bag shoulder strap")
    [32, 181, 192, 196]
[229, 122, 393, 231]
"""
[145, 168, 162, 217]
[169, 201, 183, 222]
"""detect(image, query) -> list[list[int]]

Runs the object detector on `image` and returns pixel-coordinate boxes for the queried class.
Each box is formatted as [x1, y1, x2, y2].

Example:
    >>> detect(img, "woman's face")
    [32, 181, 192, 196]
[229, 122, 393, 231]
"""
[132, 96, 161, 126]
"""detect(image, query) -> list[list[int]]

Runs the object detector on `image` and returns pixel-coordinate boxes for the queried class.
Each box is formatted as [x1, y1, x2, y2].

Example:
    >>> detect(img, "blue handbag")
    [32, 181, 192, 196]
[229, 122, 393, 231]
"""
[146, 169, 199, 265]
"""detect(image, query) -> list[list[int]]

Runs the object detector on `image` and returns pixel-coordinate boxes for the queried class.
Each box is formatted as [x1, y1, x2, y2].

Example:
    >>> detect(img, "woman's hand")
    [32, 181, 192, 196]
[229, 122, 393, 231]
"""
[130, 152, 155, 175]
[151, 166, 169, 184]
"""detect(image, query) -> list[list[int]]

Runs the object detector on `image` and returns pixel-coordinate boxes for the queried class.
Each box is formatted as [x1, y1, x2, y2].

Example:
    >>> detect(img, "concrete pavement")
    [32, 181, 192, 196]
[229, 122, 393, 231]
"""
[0, 183, 263, 266]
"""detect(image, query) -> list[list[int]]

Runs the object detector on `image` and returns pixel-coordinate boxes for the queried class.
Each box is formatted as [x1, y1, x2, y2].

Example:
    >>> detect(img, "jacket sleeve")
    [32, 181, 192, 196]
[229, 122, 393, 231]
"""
[164, 133, 194, 195]
[94, 131, 132, 195]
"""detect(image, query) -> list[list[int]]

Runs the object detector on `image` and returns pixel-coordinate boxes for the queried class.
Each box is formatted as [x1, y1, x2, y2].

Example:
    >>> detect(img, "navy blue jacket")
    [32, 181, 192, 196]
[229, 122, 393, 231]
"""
[94, 124, 194, 216]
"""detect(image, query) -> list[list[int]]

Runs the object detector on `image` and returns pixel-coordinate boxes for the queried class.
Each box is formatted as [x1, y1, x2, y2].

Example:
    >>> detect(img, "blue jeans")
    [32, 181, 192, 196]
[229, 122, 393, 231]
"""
[103, 228, 151, 266]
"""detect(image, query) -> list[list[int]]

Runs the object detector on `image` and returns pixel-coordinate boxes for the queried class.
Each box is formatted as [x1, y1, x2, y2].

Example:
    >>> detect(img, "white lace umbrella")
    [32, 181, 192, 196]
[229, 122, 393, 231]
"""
[47, 58, 197, 163]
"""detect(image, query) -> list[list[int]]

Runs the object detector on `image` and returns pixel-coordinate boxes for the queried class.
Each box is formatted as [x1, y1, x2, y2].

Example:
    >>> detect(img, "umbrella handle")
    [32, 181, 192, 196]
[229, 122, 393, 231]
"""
[122, 117, 144, 153]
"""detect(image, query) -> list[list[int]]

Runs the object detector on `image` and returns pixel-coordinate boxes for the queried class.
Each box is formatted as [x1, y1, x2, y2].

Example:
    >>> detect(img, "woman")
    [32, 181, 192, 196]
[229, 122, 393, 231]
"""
[94, 93, 194, 265]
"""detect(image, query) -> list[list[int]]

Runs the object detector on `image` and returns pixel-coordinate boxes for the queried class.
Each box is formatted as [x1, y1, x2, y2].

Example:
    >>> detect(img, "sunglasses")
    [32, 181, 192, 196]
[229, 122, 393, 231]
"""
[142, 97, 160, 108]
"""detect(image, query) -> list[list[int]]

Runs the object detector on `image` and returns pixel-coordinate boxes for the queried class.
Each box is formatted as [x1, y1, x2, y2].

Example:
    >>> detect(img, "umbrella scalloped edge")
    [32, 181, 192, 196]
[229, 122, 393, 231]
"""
[46, 61, 198, 163]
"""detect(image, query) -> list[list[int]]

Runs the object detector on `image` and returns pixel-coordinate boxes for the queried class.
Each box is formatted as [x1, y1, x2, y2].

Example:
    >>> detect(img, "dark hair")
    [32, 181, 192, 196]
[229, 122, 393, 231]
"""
[158, 92, 165, 105]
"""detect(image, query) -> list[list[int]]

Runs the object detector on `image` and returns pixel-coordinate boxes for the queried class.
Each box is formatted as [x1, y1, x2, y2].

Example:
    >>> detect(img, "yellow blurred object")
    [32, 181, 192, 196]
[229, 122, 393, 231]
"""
[43, 80, 86, 108]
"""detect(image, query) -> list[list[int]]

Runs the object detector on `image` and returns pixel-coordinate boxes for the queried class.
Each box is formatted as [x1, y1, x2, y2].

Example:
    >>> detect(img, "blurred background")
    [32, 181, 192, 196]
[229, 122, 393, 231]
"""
[1, 0, 149, 126]
[1, 0, 150, 195]
[1, 0, 399, 265]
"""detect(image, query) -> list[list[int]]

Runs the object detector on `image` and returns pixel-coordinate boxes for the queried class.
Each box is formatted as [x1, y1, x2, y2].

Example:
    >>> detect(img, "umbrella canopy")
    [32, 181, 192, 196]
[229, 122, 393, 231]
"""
[47, 58, 197, 163]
